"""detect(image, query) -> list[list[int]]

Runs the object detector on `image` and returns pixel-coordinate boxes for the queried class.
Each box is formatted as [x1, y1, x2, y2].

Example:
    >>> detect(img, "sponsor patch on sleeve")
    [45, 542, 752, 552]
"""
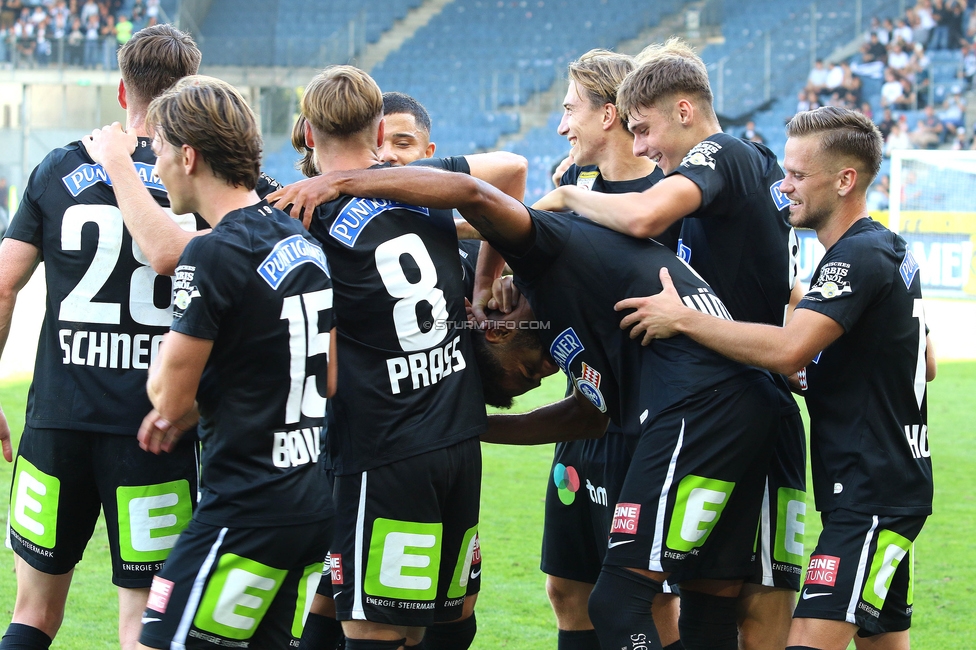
[770, 179, 790, 210]
[807, 261, 852, 299]
[680, 140, 722, 170]
[899, 250, 919, 289]
[549, 327, 585, 373]
[173, 264, 199, 317]
[576, 170, 600, 191]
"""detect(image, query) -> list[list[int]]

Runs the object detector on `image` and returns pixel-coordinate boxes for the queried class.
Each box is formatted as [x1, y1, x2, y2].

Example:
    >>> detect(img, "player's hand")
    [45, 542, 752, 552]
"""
[551, 153, 574, 188]
[267, 175, 340, 228]
[532, 186, 569, 212]
[615, 267, 684, 345]
[487, 275, 521, 314]
[0, 404, 12, 462]
[138, 408, 196, 454]
[81, 122, 138, 167]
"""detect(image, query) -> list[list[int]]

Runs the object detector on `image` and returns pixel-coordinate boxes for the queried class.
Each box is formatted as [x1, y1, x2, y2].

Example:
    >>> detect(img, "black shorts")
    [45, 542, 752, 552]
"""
[139, 517, 332, 649]
[794, 509, 925, 635]
[746, 410, 807, 591]
[540, 428, 634, 584]
[330, 438, 481, 627]
[604, 376, 779, 584]
[7, 426, 198, 588]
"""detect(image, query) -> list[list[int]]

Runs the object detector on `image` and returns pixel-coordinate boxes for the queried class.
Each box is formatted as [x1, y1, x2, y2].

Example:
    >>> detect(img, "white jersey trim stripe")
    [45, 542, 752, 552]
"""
[649, 419, 685, 572]
[846, 515, 879, 624]
[352, 471, 368, 620]
[171, 526, 228, 650]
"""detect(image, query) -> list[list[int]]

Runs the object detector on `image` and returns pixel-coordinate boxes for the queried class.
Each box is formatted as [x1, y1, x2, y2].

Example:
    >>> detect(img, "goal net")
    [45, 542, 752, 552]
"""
[889, 149, 976, 300]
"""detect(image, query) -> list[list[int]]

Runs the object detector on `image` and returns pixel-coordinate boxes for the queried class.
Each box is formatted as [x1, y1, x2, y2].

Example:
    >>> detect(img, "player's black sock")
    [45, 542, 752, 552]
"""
[588, 565, 663, 650]
[663, 641, 685, 650]
[556, 628, 601, 650]
[417, 613, 477, 650]
[677, 590, 737, 650]
[0, 624, 52, 650]
[344, 639, 406, 650]
[298, 612, 345, 650]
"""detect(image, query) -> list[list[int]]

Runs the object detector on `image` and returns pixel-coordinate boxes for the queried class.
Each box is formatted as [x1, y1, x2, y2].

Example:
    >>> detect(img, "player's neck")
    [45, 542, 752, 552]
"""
[196, 183, 262, 228]
[315, 143, 382, 175]
[595, 138, 657, 182]
[817, 199, 870, 250]
[125, 108, 150, 138]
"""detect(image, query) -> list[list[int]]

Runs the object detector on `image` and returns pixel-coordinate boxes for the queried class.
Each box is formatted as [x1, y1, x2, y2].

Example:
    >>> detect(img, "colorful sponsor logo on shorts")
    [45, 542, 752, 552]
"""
[806, 554, 841, 586]
[365, 518, 442, 602]
[774, 488, 807, 566]
[116, 480, 193, 563]
[10, 457, 60, 549]
[293, 561, 325, 638]
[330, 554, 344, 585]
[611, 503, 641, 535]
[194, 554, 287, 640]
[146, 576, 174, 613]
[666, 475, 734, 553]
[862, 529, 912, 611]
[553, 463, 580, 505]
[447, 525, 480, 599]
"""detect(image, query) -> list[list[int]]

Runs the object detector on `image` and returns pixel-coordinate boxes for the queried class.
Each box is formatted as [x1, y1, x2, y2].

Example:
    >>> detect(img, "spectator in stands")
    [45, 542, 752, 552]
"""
[852, 44, 887, 78]
[885, 120, 914, 156]
[66, 16, 83, 65]
[742, 120, 765, 143]
[35, 18, 51, 66]
[115, 13, 132, 50]
[808, 59, 829, 94]
[870, 16, 890, 45]
[866, 31, 889, 61]
[915, 0, 937, 44]
[938, 86, 967, 133]
[888, 41, 911, 69]
[950, 125, 970, 148]
[80, 0, 98, 24]
[881, 67, 909, 107]
[931, 0, 951, 49]
[963, 42, 976, 85]
[947, 0, 966, 48]
[894, 17, 915, 44]
[910, 105, 945, 147]
[796, 90, 812, 113]
[825, 61, 845, 95]
[860, 101, 874, 120]
[83, 12, 98, 68]
[878, 107, 897, 138]
[867, 174, 891, 210]
[100, 11, 115, 69]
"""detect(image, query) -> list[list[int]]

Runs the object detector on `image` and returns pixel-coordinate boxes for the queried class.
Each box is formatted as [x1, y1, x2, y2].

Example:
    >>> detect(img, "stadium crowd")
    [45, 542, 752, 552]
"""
[0, 11, 935, 650]
[0, 0, 161, 68]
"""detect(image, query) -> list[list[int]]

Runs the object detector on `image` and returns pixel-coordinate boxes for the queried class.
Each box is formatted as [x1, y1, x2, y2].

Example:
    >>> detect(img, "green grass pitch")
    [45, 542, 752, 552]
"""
[1, 363, 973, 648]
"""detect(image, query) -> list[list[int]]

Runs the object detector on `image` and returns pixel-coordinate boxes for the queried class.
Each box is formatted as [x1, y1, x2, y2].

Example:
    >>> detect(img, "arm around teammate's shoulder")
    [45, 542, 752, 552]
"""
[483, 388, 609, 445]
[463, 151, 528, 201]
[533, 174, 702, 239]
[616, 267, 845, 376]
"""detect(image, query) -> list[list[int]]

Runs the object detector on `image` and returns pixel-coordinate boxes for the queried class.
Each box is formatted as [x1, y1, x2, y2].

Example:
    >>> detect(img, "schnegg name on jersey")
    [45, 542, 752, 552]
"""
[386, 334, 466, 395]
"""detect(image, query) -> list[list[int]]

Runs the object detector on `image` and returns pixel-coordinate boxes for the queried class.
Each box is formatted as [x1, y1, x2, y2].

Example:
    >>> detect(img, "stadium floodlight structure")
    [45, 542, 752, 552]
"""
[889, 149, 976, 300]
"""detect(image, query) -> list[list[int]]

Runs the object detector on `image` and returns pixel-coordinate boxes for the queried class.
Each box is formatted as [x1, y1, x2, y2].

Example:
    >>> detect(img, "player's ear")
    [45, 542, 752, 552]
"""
[118, 79, 127, 110]
[676, 98, 694, 126]
[602, 102, 618, 131]
[182, 144, 197, 175]
[376, 118, 386, 148]
[837, 167, 858, 196]
[425, 141, 436, 158]
[484, 323, 516, 344]
[304, 121, 315, 149]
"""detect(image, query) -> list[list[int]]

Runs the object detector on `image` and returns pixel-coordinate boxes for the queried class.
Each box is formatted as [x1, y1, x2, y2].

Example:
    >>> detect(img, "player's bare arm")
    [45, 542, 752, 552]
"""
[616, 267, 844, 375]
[142, 331, 212, 454]
[532, 173, 702, 239]
[471, 243, 509, 322]
[83, 122, 205, 275]
[0, 238, 41, 462]
[484, 389, 609, 445]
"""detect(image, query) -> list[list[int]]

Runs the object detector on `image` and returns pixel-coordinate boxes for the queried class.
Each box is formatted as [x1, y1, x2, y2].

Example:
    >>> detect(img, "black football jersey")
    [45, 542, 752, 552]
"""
[309, 165, 487, 476]
[796, 219, 932, 516]
[500, 209, 765, 432]
[560, 163, 681, 252]
[4, 137, 283, 436]
[669, 133, 800, 411]
[170, 201, 333, 527]
[4, 138, 198, 434]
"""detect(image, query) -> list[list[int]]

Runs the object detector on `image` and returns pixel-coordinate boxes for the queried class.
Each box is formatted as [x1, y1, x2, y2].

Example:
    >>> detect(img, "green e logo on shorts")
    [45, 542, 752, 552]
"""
[291, 561, 324, 638]
[117, 480, 193, 562]
[194, 553, 287, 640]
[862, 529, 912, 611]
[666, 475, 735, 553]
[364, 518, 442, 601]
[10, 457, 60, 549]
[773, 488, 807, 565]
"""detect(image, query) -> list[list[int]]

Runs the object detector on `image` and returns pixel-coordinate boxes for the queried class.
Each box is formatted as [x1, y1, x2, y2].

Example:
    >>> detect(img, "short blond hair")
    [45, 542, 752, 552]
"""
[787, 107, 883, 185]
[618, 38, 714, 120]
[568, 49, 635, 132]
[301, 65, 383, 137]
[148, 75, 261, 190]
